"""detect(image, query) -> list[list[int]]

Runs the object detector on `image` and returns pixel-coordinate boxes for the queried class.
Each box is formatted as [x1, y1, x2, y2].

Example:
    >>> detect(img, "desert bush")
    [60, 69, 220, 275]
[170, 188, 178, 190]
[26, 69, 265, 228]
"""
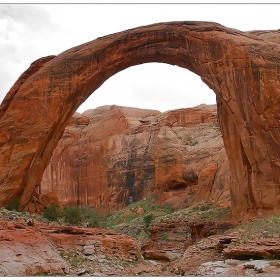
[87, 216, 101, 228]
[5, 197, 20, 211]
[43, 204, 102, 227]
[200, 203, 213, 211]
[165, 205, 174, 214]
[161, 233, 169, 241]
[80, 205, 95, 220]
[43, 204, 59, 221]
[80, 205, 102, 227]
[64, 206, 83, 225]
[143, 213, 154, 228]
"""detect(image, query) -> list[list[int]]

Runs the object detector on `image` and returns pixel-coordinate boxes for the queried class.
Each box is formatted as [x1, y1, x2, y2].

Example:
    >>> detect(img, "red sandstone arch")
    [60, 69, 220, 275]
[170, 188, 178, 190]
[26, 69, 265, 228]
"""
[0, 22, 279, 217]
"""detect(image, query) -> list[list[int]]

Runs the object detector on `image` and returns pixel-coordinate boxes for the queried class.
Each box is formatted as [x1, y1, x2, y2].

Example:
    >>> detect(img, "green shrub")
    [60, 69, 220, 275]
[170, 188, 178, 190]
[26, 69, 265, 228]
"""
[43, 204, 59, 221]
[80, 206, 101, 228]
[200, 203, 213, 211]
[166, 205, 174, 214]
[43, 204, 103, 227]
[6, 197, 20, 211]
[143, 213, 154, 228]
[80, 205, 95, 219]
[64, 206, 83, 225]
[161, 233, 169, 241]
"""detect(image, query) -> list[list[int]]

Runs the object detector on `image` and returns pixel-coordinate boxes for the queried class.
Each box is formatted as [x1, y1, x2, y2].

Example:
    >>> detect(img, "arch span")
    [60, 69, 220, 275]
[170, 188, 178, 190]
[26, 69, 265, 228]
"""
[0, 21, 279, 217]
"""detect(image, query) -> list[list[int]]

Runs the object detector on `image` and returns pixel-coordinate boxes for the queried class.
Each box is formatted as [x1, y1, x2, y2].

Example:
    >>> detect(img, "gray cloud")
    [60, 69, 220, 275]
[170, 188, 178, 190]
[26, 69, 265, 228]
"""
[0, 4, 55, 102]
[0, 4, 53, 32]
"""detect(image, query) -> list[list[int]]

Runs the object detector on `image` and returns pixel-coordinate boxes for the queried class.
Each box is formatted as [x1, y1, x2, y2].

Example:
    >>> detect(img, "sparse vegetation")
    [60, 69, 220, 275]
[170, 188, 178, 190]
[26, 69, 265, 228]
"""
[105, 196, 174, 229]
[80, 205, 103, 227]
[214, 122, 221, 130]
[5, 194, 280, 275]
[5, 197, 20, 211]
[230, 214, 280, 241]
[161, 233, 169, 241]
[165, 205, 174, 214]
[60, 251, 88, 267]
[143, 213, 154, 229]
[3, 197, 231, 241]
[101, 198, 232, 243]
[42, 204, 104, 227]
[64, 206, 83, 225]
[186, 135, 198, 146]
[43, 203, 60, 221]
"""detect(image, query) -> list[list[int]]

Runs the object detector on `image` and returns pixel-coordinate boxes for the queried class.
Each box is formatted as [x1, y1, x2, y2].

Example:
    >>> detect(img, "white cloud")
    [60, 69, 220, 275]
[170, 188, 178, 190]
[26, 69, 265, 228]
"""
[0, 4, 56, 100]
[78, 63, 216, 113]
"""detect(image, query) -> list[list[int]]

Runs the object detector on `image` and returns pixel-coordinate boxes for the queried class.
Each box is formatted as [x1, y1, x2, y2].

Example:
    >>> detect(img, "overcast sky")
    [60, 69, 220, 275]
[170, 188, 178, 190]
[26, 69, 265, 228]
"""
[1, 3, 280, 113]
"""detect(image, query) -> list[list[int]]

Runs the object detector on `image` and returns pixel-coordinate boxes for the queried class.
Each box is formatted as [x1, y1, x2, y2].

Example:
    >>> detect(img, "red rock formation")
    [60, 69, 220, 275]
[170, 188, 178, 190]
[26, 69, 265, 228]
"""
[0, 22, 279, 217]
[141, 219, 190, 261]
[25, 192, 60, 214]
[0, 217, 142, 276]
[0, 223, 69, 276]
[40, 104, 230, 214]
[188, 221, 235, 240]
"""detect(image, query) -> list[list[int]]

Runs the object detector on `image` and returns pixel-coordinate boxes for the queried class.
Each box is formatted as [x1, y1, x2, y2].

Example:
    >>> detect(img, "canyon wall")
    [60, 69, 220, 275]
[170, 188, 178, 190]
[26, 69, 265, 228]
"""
[39, 105, 230, 214]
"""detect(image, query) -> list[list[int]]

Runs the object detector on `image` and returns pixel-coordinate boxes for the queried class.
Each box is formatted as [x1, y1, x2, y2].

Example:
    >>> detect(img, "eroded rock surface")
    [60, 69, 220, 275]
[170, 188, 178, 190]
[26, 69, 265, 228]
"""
[2, 207, 280, 276]
[141, 220, 190, 261]
[0, 227, 68, 276]
[175, 229, 280, 276]
[39, 104, 230, 214]
[0, 212, 143, 276]
[0, 22, 279, 217]
[196, 259, 280, 276]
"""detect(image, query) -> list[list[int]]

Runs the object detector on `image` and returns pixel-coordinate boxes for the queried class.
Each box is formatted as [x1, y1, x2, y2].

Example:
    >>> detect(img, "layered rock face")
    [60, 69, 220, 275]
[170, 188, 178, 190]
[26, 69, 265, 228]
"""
[0, 213, 142, 276]
[0, 22, 279, 217]
[40, 104, 230, 214]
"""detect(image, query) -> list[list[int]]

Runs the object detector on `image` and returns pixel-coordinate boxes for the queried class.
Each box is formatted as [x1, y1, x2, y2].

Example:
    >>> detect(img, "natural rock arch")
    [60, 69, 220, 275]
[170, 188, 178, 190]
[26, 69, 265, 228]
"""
[0, 21, 279, 217]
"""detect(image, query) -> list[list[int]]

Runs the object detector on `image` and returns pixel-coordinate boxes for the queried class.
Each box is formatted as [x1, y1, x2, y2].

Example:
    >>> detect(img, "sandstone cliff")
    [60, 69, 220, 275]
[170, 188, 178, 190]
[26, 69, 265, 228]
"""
[39, 104, 230, 214]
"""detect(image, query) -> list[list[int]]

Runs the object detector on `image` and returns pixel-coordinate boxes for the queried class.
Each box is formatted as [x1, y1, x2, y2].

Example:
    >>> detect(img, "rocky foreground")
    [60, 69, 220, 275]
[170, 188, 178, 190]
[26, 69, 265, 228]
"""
[1, 207, 280, 276]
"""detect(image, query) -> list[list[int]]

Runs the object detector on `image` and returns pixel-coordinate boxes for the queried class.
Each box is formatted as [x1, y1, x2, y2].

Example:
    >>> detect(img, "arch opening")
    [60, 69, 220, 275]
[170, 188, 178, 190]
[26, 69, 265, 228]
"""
[76, 63, 216, 114]
[0, 21, 279, 217]
[39, 69, 225, 214]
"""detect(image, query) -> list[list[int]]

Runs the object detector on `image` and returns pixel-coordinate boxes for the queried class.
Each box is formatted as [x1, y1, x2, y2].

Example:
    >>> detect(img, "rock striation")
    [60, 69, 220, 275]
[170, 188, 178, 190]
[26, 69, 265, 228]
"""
[38, 104, 230, 214]
[0, 226, 69, 276]
[0, 22, 279, 217]
[0, 213, 142, 276]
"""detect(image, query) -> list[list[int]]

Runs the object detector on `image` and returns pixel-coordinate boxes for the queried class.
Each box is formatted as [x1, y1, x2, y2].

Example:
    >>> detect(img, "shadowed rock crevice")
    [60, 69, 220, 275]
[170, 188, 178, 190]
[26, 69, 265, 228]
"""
[0, 21, 279, 217]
